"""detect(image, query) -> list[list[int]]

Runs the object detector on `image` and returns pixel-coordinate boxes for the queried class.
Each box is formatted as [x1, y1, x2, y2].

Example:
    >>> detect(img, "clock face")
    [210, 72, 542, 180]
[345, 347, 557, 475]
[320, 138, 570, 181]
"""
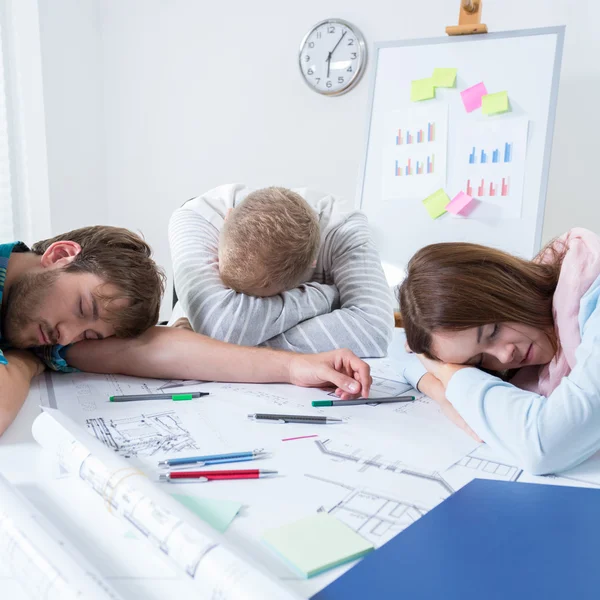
[299, 19, 367, 96]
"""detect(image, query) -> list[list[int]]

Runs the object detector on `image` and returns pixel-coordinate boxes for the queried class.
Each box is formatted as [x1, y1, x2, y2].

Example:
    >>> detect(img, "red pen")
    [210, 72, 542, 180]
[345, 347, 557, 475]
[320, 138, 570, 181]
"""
[159, 469, 278, 482]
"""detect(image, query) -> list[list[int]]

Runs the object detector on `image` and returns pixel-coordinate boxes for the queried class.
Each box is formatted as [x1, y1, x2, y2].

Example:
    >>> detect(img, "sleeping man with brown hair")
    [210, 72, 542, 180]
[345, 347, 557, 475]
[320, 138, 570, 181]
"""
[0, 225, 372, 436]
[168, 184, 395, 357]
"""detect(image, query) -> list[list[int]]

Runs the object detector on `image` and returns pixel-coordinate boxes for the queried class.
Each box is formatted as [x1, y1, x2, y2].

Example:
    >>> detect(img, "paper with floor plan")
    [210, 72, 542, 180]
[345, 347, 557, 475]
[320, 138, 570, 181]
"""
[39, 364, 478, 472]
[34, 364, 600, 599]
[31, 409, 299, 600]
[0, 473, 124, 600]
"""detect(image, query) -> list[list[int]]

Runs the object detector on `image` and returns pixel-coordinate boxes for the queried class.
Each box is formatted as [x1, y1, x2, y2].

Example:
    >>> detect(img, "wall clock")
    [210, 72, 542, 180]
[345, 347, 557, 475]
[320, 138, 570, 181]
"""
[298, 19, 367, 96]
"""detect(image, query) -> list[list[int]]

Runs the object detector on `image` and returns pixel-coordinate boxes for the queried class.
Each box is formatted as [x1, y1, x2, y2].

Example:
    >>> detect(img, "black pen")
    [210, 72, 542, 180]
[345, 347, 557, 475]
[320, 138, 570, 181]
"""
[248, 413, 343, 424]
[110, 392, 209, 402]
[312, 396, 415, 407]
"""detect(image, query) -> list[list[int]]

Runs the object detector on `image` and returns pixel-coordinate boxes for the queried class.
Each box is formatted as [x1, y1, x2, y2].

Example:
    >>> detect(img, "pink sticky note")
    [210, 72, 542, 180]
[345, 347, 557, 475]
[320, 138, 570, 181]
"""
[446, 191, 474, 215]
[461, 82, 488, 113]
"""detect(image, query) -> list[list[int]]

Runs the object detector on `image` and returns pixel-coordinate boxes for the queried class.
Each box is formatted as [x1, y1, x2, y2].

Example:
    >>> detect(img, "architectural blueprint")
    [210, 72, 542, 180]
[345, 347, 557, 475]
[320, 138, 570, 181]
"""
[86, 410, 199, 458]
[0, 473, 124, 600]
[32, 409, 299, 600]
[31, 358, 600, 599]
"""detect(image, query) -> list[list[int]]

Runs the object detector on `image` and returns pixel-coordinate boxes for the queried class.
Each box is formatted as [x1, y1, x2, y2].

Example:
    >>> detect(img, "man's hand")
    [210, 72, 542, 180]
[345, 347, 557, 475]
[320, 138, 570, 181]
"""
[288, 349, 372, 399]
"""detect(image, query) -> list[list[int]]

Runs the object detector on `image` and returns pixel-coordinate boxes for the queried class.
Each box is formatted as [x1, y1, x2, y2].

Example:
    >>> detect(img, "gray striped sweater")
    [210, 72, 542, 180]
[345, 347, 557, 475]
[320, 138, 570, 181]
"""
[168, 184, 394, 357]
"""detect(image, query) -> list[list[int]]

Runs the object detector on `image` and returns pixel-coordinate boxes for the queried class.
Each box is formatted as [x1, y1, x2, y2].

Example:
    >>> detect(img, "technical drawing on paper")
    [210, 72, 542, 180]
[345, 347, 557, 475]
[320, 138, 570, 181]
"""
[308, 473, 448, 548]
[308, 438, 456, 546]
[308, 439, 531, 547]
[315, 438, 453, 494]
[86, 411, 199, 457]
[443, 444, 523, 490]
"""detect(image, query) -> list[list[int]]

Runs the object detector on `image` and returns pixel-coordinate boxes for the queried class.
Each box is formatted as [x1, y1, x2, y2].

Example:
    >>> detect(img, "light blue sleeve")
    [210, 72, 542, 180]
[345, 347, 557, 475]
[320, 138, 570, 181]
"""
[446, 283, 600, 475]
[401, 353, 428, 390]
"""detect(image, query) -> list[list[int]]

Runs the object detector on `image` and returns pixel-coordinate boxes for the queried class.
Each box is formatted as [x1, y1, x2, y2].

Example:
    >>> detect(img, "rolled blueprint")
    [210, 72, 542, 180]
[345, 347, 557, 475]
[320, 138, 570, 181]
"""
[32, 408, 299, 600]
[0, 473, 124, 600]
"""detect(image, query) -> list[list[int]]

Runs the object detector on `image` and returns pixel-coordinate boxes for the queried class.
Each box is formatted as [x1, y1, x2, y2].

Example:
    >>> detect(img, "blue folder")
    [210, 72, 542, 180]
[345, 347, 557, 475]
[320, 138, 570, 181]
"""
[312, 479, 600, 600]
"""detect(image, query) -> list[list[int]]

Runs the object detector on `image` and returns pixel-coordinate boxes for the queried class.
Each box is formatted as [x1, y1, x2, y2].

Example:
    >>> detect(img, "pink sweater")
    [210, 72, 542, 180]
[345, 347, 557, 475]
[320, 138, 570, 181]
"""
[511, 228, 600, 396]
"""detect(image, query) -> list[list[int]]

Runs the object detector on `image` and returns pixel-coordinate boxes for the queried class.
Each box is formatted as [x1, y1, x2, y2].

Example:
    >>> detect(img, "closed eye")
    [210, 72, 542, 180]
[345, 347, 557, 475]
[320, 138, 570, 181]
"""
[490, 323, 500, 339]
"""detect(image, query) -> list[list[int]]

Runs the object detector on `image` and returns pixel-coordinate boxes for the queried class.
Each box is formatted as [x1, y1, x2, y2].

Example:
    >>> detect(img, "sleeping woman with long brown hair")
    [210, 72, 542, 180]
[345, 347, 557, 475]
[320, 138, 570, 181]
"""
[398, 228, 600, 475]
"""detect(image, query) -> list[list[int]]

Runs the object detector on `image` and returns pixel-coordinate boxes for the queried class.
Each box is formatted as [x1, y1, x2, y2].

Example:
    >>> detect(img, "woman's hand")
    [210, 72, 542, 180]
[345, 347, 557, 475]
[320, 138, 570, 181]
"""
[416, 354, 470, 387]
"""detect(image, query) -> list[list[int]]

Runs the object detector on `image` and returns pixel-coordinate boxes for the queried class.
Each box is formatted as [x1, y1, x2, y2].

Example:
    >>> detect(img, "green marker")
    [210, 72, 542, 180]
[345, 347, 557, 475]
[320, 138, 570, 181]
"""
[109, 392, 209, 402]
[312, 396, 415, 407]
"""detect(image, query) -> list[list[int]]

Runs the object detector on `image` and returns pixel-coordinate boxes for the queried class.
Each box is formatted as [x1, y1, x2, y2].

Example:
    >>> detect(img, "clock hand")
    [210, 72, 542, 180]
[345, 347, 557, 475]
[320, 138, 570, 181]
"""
[329, 31, 347, 58]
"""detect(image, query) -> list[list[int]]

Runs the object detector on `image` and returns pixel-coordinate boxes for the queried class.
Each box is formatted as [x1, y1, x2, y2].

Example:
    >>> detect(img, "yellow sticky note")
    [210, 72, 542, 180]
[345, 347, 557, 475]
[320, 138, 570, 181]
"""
[423, 189, 450, 219]
[432, 68, 457, 88]
[482, 91, 509, 115]
[411, 78, 435, 102]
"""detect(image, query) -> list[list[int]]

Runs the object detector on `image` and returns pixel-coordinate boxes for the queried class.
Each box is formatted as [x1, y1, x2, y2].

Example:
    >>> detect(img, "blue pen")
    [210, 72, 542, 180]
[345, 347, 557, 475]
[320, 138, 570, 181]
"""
[157, 448, 267, 468]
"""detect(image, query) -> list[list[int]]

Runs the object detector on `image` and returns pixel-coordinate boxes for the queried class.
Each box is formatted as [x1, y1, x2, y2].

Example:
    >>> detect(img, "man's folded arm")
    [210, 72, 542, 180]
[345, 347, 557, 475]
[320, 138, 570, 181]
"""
[169, 208, 339, 346]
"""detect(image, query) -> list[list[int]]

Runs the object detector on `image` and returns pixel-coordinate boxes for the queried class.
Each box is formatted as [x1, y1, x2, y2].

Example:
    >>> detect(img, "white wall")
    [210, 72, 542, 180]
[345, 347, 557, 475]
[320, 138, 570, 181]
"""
[38, 0, 106, 234]
[38, 0, 600, 319]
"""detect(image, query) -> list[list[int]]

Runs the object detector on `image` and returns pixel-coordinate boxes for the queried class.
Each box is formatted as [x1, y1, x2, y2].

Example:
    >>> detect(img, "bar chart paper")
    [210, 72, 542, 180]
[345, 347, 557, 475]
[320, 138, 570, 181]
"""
[382, 103, 448, 200]
[449, 118, 529, 219]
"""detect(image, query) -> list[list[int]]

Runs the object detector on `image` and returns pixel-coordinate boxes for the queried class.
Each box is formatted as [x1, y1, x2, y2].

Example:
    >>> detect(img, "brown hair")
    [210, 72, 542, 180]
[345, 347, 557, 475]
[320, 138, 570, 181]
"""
[397, 241, 564, 359]
[32, 226, 165, 337]
[219, 187, 320, 293]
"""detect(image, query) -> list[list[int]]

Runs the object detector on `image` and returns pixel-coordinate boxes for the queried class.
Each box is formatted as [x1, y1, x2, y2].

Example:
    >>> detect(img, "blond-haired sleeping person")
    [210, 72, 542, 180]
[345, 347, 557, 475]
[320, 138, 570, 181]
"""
[168, 184, 394, 358]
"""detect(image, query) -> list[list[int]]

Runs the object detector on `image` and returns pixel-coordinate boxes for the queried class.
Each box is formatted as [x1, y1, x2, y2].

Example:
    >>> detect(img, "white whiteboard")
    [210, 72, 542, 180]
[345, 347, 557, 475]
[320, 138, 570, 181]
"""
[357, 27, 565, 277]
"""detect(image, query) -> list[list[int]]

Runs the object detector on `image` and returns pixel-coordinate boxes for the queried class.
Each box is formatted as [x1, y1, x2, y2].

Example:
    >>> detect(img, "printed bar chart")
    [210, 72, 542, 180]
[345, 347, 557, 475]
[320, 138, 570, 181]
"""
[395, 154, 435, 176]
[468, 142, 513, 164]
[467, 177, 509, 197]
[396, 122, 436, 145]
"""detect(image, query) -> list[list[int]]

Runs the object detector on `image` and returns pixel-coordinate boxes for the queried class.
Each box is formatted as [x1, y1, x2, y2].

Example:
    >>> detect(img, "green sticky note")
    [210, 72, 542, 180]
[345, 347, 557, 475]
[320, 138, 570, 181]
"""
[262, 513, 374, 578]
[432, 68, 457, 87]
[482, 91, 509, 115]
[171, 494, 242, 533]
[423, 189, 450, 219]
[411, 78, 435, 102]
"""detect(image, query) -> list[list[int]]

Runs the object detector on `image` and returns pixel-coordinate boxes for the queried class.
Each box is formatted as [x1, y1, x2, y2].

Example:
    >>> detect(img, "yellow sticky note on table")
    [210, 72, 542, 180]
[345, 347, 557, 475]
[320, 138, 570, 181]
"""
[423, 189, 450, 219]
[432, 68, 457, 87]
[262, 513, 374, 578]
[411, 78, 435, 102]
[482, 91, 509, 115]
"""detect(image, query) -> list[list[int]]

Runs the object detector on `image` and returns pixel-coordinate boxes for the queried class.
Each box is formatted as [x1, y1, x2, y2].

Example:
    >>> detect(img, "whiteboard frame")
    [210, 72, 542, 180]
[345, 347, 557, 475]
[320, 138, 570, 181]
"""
[357, 26, 565, 255]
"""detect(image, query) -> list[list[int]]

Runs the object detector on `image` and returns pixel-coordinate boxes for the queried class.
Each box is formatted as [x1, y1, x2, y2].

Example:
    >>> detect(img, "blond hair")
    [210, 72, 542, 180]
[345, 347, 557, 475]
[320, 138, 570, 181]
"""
[219, 187, 320, 293]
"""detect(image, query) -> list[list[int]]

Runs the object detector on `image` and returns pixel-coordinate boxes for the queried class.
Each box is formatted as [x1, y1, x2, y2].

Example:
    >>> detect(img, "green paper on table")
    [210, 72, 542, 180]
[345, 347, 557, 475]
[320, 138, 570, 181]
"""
[171, 494, 242, 533]
[482, 91, 509, 115]
[423, 189, 450, 219]
[262, 513, 374, 578]
[432, 68, 457, 87]
[411, 78, 435, 101]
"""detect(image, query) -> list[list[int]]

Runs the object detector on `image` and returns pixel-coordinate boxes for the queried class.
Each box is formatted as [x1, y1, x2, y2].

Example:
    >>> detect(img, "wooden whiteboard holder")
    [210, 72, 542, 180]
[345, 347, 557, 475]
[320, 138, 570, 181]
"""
[446, 0, 488, 36]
